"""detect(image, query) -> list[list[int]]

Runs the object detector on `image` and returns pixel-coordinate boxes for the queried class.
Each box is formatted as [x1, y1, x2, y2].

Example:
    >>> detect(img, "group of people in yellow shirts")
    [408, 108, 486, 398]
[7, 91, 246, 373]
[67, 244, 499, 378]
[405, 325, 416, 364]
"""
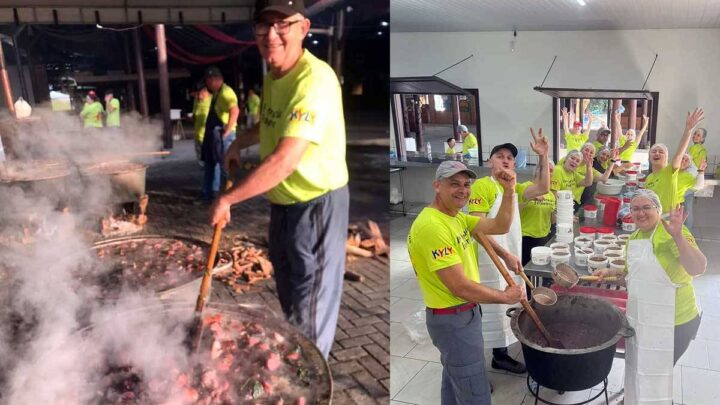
[79, 90, 120, 129]
[191, 82, 261, 164]
[445, 124, 479, 157]
[407, 106, 709, 403]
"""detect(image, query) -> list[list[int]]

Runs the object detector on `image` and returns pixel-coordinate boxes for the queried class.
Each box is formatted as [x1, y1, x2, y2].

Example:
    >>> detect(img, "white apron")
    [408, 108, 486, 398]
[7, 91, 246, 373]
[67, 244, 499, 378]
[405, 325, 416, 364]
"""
[624, 225, 679, 405]
[477, 177, 524, 348]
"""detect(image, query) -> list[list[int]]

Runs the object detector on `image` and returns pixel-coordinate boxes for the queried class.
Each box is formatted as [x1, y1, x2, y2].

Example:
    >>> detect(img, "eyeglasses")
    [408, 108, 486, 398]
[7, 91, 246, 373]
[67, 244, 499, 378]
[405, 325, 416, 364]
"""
[630, 205, 657, 214]
[253, 20, 303, 36]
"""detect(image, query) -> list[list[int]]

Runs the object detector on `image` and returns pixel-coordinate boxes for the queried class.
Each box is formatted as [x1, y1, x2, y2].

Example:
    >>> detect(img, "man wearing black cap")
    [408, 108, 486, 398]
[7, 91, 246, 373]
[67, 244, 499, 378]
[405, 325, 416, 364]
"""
[468, 131, 549, 374]
[210, 0, 349, 359]
[201, 67, 239, 201]
[407, 160, 524, 404]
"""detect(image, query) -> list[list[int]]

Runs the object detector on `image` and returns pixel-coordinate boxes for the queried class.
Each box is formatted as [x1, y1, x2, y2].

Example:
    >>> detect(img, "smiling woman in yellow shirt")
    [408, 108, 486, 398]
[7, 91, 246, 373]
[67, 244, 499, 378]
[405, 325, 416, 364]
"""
[646, 108, 705, 214]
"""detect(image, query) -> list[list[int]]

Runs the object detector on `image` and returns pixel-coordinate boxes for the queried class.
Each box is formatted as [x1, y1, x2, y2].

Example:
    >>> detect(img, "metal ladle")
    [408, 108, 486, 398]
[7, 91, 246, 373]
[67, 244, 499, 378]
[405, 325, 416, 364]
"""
[553, 263, 617, 289]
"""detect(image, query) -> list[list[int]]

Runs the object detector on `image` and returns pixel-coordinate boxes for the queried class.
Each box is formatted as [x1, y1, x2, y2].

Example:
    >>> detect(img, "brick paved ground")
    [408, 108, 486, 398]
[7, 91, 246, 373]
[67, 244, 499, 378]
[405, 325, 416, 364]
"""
[143, 138, 390, 404]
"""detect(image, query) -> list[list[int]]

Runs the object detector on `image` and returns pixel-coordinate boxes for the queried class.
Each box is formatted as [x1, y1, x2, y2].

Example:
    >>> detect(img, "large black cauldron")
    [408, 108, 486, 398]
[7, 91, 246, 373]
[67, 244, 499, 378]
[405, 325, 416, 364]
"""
[506, 293, 634, 392]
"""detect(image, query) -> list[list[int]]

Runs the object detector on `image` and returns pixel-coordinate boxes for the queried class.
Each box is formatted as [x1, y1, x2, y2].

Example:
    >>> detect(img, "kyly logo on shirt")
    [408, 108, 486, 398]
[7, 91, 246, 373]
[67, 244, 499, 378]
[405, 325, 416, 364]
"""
[431, 246, 454, 259]
[289, 109, 316, 124]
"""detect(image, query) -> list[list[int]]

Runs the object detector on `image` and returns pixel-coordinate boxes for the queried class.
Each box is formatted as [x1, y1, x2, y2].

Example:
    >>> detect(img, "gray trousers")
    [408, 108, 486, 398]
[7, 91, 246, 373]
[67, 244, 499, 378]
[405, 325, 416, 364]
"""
[426, 305, 492, 405]
[269, 186, 349, 359]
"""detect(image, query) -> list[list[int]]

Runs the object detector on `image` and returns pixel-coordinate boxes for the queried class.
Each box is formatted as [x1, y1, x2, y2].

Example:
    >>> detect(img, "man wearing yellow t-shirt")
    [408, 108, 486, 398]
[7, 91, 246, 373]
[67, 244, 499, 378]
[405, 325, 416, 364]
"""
[104, 90, 121, 128]
[408, 160, 523, 404]
[245, 88, 261, 129]
[211, 0, 349, 359]
[592, 128, 610, 152]
[562, 107, 594, 152]
[458, 124, 478, 157]
[201, 66, 240, 201]
[445, 137, 457, 155]
[192, 83, 211, 163]
[616, 113, 649, 164]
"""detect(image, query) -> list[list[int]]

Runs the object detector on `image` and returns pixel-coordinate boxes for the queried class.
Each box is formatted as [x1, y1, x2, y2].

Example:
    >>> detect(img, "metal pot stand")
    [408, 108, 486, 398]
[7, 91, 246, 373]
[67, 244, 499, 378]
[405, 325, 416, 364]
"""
[526, 376, 609, 405]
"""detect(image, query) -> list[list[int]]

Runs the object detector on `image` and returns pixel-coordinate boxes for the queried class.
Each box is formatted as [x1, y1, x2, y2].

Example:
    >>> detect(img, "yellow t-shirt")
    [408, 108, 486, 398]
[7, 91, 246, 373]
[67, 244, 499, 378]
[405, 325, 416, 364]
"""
[106, 98, 120, 127]
[247, 93, 261, 116]
[462, 133, 478, 155]
[193, 96, 212, 144]
[564, 132, 588, 152]
[688, 144, 707, 168]
[618, 135, 638, 161]
[551, 164, 587, 202]
[260, 50, 348, 205]
[81, 101, 104, 128]
[677, 171, 699, 202]
[517, 181, 556, 238]
[445, 146, 456, 155]
[645, 165, 679, 213]
[572, 162, 601, 203]
[213, 83, 238, 132]
[408, 207, 480, 308]
[626, 225, 700, 325]
[592, 140, 605, 152]
[468, 176, 521, 214]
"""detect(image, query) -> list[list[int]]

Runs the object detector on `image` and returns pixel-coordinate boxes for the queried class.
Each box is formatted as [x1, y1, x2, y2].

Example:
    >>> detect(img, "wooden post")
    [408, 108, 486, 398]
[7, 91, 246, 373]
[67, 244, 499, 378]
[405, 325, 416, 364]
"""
[611, 100, 622, 147]
[628, 100, 637, 130]
[155, 24, 172, 149]
[132, 28, 149, 118]
[12, 29, 29, 101]
[0, 42, 15, 116]
[122, 32, 137, 113]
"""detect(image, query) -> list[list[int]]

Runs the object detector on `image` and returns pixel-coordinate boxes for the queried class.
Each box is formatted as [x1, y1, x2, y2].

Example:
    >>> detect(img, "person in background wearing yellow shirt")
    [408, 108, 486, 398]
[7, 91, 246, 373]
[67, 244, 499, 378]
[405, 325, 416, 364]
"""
[615, 112, 649, 167]
[562, 107, 595, 152]
[245, 88, 261, 129]
[556, 143, 614, 210]
[104, 90, 120, 130]
[678, 153, 707, 230]
[458, 124, 478, 157]
[592, 127, 611, 152]
[200, 66, 240, 202]
[445, 137, 457, 156]
[408, 160, 524, 405]
[192, 83, 211, 165]
[80, 90, 104, 130]
[689, 128, 707, 167]
[468, 129, 549, 374]
[519, 160, 556, 265]
[645, 108, 704, 214]
[211, 0, 348, 360]
[551, 149, 594, 211]
[593, 190, 706, 403]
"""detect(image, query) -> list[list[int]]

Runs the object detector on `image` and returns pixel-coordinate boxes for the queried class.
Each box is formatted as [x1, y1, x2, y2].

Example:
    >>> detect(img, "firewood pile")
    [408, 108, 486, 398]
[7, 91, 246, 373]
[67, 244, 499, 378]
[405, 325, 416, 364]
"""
[215, 244, 274, 294]
[346, 220, 388, 261]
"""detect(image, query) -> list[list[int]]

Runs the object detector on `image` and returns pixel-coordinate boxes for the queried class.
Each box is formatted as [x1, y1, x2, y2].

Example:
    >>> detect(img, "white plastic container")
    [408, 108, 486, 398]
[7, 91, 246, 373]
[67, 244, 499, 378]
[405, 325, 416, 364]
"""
[550, 242, 570, 251]
[531, 246, 552, 265]
[579, 227, 596, 240]
[583, 205, 598, 219]
[610, 259, 626, 270]
[593, 239, 612, 255]
[599, 234, 617, 243]
[606, 245, 624, 256]
[557, 224, 573, 236]
[588, 255, 608, 271]
[551, 250, 571, 267]
[574, 236, 593, 249]
[575, 248, 594, 267]
[604, 251, 623, 262]
[556, 190, 573, 202]
[625, 170, 638, 182]
[622, 217, 636, 232]
[617, 234, 631, 243]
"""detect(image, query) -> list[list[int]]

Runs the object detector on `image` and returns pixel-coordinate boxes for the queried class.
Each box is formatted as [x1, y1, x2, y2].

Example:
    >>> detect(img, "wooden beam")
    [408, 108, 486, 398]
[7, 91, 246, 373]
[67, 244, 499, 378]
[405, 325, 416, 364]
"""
[72, 70, 191, 84]
[132, 27, 149, 118]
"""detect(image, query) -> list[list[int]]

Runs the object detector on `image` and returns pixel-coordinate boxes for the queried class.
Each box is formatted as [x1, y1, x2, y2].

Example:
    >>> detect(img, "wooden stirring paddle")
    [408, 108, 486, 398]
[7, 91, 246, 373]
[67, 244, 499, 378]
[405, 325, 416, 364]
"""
[475, 232, 565, 349]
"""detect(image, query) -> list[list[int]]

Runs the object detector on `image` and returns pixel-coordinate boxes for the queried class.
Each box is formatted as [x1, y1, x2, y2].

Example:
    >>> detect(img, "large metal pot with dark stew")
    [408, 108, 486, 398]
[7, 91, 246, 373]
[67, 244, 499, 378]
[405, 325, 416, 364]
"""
[506, 293, 634, 391]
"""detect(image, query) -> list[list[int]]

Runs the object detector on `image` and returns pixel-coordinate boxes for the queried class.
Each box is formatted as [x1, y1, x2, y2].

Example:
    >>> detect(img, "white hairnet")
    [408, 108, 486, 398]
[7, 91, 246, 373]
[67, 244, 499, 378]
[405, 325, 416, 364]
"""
[650, 143, 668, 155]
[581, 142, 596, 154]
[566, 150, 582, 160]
[632, 189, 662, 215]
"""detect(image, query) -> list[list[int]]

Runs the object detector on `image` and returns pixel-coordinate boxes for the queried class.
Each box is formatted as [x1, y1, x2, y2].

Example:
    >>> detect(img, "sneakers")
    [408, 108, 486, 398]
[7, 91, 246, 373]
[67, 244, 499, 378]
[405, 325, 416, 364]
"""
[491, 353, 526, 374]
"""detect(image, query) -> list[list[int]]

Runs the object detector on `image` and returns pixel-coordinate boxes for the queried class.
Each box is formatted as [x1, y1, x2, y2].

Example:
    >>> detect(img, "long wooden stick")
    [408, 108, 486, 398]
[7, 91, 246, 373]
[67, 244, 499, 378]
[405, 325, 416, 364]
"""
[475, 231, 562, 348]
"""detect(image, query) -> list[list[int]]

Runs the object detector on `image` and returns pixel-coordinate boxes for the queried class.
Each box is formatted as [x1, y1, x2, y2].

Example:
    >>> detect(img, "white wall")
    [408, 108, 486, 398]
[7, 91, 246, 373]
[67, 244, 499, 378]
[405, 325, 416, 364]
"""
[391, 29, 720, 164]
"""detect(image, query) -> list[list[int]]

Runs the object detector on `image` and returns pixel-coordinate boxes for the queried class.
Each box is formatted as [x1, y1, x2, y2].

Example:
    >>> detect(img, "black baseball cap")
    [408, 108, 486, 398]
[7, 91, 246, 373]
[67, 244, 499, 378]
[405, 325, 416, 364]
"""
[490, 143, 518, 158]
[254, 0, 306, 20]
[204, 66, 223, 80]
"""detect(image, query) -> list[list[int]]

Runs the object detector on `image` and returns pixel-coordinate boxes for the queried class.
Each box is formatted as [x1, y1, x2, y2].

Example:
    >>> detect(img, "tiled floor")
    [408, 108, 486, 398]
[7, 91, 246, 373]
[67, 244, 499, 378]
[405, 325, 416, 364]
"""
[390, 192, 720, 405]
